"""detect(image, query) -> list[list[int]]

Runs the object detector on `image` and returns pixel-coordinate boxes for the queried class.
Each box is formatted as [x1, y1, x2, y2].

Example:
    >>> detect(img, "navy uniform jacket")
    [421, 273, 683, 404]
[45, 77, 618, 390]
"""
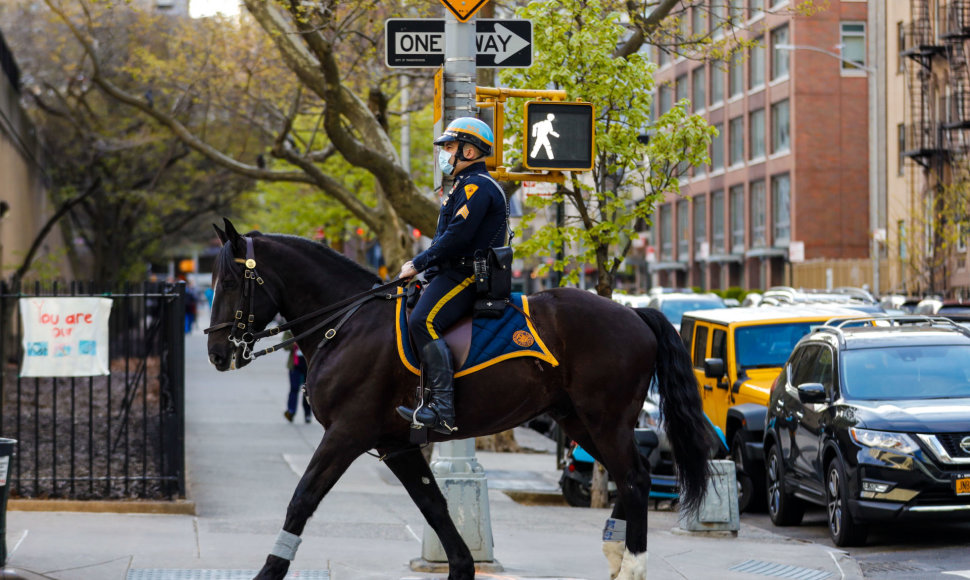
[412, 162, 507, 273]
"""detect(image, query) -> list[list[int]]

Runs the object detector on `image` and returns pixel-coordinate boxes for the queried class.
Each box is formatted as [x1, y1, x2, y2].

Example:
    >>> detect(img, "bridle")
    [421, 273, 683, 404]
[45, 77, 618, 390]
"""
[204, 235, 407, 363]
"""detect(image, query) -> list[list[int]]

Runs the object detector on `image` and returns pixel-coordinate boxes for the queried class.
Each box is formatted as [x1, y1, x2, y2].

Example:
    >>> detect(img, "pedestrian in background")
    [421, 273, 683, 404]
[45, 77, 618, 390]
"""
[285, 335, 311, 423]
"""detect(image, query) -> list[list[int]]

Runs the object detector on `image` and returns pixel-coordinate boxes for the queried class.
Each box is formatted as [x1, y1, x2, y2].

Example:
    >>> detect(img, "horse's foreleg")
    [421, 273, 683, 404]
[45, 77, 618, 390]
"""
[254, 432, 365, 580]
[381, 446, 475, 580]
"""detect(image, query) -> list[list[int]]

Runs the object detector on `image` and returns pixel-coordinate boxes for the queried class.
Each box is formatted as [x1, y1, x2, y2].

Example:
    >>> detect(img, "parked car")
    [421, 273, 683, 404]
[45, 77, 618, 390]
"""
[646, 292, 726, 331]
[759, 286, 884, 313]
[937, 300, 970, 324]
[764, 315, 970, 547]
[679, 304, 871, 513]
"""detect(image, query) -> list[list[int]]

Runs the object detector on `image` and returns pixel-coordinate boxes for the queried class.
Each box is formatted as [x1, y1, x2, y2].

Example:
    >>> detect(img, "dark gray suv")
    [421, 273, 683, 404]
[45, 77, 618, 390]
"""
[764, 316, 970, 546]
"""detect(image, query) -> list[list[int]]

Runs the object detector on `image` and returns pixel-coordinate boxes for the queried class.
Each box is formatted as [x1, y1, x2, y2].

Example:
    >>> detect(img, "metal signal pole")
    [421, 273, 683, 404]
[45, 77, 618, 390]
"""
[411, 8, 501, 574]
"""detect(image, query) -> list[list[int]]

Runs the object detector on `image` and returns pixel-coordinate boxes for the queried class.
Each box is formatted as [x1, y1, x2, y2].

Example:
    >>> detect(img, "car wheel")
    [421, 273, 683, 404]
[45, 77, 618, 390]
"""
[766, 443, 805, 526]
[732, 431, 767, 513]
[826, 457, 868, 547]
[561, 477, 591, 508]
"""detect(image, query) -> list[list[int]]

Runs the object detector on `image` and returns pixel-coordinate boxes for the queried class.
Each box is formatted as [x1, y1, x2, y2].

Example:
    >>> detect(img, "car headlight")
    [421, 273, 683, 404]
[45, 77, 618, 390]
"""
[849, 428, 919, 454]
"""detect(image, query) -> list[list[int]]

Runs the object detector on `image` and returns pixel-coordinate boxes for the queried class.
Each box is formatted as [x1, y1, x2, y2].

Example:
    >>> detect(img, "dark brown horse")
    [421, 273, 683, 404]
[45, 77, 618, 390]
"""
[205, 219, 710, 580]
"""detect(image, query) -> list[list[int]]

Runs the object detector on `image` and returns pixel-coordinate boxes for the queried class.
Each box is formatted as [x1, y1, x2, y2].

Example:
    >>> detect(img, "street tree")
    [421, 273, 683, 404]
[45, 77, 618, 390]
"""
[1, 2, 257, 283]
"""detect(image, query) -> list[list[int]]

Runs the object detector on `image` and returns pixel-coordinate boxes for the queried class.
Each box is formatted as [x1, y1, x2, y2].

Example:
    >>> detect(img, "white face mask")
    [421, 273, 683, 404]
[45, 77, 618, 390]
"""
[437, 149, 455, 175]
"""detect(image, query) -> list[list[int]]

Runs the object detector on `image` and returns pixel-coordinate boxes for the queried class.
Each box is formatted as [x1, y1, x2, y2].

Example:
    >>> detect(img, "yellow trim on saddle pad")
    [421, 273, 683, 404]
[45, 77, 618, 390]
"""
[394, 288, 559, 377]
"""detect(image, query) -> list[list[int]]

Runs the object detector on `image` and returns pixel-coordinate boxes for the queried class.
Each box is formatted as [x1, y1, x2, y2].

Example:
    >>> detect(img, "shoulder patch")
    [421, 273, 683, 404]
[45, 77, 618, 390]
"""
[464, 183, 479, 198]
[457, 205, 469, 219]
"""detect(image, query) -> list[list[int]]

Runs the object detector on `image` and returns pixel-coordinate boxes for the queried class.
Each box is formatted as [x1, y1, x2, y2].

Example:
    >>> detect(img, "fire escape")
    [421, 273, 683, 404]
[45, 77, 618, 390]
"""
[941, 0, 970, 157]
[902, 0, 947, 168]
[902, 0, 970, 295]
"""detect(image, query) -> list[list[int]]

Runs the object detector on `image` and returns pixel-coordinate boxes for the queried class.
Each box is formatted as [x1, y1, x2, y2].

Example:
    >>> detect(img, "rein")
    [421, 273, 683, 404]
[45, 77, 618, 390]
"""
[204, 235, 407, 361]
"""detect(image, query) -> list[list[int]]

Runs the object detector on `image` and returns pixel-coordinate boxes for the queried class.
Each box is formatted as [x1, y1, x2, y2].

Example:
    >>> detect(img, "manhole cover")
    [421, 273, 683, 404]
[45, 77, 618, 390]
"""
[729, 559, 832, 580]
[127, 571, 329, 580]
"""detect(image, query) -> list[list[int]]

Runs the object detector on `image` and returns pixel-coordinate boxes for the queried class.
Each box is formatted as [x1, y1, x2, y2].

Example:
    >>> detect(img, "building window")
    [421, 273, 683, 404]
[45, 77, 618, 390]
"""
[678, 199, 690, 260]
[661, 204, 673, 260]
[676, 74, 689, 104]
[750, 180, 766, 248]
[772, 173, 791, 245]
[693, 67, 706, 112]
[658, 45, 670, 67]
[771, 99, 790, 154]
[898, 220, 907, 260]
[748, 0, 764, 19]
[711, 122, 725, 171]
[897, 123, 906, 175]
[958, 221, 968, 253]
[729, 116, 745, 166]
[750, 37, 765, 89]
[730, 185, 745, 254]
[692, 5, 705, 35]
[711, 64, 725, 105]
[840, 22, 867, 72]
[657, 85, 674, 117]
[729, 51, 744, 98]
[897, 21, 906, 74]
[750, 108, 765, 160]
[694, 196, 707, 255]
[771, 25, 790, 80]
[729, 0, 744, 23]
[712, 190, 725, 254]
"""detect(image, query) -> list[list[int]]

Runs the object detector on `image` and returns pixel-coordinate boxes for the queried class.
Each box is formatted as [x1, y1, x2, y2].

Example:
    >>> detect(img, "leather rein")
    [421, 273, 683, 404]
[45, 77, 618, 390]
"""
[203, 235, 407, 362]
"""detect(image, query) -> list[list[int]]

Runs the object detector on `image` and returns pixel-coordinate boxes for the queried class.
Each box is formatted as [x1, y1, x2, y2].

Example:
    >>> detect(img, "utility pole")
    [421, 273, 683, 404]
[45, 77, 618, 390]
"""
[411, 4, 500, 574]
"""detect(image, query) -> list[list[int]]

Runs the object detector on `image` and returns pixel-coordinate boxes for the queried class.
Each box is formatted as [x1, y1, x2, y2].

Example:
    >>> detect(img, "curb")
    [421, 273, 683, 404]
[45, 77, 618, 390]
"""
[8, 498, 196, 515]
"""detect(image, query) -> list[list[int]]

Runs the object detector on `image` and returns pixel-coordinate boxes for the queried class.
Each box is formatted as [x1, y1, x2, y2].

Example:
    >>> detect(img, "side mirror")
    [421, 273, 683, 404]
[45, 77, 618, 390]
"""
[797, 382, 827, 404]
[703, 358, 725, 379]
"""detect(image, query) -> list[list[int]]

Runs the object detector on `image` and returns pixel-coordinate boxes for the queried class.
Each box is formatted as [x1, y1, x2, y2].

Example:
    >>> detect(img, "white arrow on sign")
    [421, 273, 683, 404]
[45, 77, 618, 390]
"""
[476, 23, 529, 64]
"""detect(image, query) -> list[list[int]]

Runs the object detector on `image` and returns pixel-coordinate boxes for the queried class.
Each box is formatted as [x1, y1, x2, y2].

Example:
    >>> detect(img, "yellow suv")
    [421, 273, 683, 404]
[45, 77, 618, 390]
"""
[679, 305, 869, 513]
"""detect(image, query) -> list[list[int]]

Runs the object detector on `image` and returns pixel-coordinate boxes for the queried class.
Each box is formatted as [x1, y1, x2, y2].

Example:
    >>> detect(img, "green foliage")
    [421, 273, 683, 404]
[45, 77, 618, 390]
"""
[499, 0, 714, 294]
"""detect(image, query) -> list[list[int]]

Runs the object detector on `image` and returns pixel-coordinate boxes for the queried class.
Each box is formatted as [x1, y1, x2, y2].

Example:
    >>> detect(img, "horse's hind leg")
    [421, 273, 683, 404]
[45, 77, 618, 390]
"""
[255, 430, 367, 580]
[381, 446, 474, 580]
[559, 415, 650, 580]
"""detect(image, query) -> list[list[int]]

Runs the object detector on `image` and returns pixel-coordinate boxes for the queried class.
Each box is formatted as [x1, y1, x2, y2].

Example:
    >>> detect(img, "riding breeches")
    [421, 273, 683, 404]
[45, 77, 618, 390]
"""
[408, 268, 476, 354]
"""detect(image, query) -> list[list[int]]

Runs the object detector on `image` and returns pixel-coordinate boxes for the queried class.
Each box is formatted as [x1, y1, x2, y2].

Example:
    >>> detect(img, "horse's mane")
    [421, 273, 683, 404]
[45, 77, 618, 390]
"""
[217, 230, 381, 285]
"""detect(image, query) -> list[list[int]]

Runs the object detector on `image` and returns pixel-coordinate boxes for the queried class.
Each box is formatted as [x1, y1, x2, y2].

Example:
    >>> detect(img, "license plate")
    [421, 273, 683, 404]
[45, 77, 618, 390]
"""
[957, 477, 970, 496]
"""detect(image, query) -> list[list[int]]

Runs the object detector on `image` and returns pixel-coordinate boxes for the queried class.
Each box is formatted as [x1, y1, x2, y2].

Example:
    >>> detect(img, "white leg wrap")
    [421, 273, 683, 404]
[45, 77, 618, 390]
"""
[270, 529, 302, 561]
[615, 549, 648, 580]
[602, 540, 625, 579]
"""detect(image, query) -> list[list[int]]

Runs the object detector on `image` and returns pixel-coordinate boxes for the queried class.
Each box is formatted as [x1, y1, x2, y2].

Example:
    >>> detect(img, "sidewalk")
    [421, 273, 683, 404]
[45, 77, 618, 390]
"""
[2, 329, 864, 580]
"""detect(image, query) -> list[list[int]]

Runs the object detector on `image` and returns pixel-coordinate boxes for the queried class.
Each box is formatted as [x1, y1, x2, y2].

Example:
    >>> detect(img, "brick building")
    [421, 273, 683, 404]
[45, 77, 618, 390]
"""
[650, 0, 872, 292]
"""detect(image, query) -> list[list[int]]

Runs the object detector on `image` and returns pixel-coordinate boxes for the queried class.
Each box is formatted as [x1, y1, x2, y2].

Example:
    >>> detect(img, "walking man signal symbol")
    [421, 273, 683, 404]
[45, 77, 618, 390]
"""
[522, 101, 594, 171]
[530, 113, 560, 160]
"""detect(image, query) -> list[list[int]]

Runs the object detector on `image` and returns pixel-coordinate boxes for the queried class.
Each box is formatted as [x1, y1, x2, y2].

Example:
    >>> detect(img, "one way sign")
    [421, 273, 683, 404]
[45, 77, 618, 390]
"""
[385, 19, 532, 68]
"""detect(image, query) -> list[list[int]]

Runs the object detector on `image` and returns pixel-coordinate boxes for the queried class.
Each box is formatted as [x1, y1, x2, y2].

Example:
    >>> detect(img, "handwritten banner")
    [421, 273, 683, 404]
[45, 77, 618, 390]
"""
[19, 297, 112, 377]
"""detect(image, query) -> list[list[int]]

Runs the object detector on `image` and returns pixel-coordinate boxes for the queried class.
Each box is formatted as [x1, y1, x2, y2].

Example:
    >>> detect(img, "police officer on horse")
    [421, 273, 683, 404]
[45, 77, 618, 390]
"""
[396, 117, 508, 434]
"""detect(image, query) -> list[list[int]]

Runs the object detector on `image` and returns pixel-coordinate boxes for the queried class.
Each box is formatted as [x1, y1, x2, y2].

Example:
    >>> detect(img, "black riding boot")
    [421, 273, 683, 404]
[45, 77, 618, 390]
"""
[396, 339, 458, 434]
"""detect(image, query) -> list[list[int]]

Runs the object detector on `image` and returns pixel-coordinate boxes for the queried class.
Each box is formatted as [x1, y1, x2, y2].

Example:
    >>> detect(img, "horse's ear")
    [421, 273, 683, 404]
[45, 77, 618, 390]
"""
[223, 218, 242, 243]
[213, 223, 228, 245]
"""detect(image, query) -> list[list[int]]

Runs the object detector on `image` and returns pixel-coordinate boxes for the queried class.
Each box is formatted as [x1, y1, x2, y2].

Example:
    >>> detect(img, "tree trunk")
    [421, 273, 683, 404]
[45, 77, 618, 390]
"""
[590, 460, 610, 508]
[476, 429, 520, 452]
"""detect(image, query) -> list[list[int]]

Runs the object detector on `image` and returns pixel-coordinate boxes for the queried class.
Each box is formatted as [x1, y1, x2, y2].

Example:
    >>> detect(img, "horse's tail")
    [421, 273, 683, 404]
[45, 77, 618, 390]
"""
[634, 307, 711, 515]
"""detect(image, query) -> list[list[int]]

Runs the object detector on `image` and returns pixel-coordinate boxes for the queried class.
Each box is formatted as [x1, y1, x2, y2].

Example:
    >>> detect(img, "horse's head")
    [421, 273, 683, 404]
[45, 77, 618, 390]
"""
[206, 218, 281, 371]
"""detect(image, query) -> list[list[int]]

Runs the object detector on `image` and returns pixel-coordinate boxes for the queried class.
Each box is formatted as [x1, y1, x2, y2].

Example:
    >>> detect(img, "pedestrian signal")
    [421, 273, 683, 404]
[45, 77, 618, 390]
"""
[523, 101, 594, 171]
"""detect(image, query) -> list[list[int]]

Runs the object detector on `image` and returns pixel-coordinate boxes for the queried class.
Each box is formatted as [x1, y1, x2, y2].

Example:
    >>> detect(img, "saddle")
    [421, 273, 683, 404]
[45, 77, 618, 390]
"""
[394, 288, 558, 379]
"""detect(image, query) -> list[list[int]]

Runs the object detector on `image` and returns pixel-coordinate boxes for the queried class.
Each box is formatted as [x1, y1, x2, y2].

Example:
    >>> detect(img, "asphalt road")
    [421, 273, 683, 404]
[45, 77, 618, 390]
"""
[742, 506, 970, 579]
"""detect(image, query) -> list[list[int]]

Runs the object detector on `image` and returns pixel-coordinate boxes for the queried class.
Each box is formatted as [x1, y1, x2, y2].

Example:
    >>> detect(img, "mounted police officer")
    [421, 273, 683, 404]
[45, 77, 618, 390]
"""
[396, 117, 508, 434]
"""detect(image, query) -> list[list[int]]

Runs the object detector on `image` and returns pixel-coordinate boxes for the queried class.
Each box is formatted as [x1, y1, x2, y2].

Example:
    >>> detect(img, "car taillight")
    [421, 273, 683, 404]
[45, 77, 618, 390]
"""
[568, 464, 575, 472]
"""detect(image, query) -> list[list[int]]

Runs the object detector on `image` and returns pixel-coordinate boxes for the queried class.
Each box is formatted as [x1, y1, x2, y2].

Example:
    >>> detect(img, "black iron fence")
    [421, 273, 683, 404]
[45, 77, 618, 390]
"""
[0, 281, 185, 500]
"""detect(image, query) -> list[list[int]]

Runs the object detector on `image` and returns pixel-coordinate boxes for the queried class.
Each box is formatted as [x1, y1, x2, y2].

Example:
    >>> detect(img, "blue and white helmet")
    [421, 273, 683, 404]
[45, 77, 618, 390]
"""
[433, 117, 493, 156]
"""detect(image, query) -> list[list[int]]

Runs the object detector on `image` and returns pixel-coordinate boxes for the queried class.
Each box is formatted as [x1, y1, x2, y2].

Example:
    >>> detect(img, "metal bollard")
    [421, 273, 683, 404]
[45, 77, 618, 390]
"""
[679, 459, 740, 533]
[0, 438, 16, 565]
